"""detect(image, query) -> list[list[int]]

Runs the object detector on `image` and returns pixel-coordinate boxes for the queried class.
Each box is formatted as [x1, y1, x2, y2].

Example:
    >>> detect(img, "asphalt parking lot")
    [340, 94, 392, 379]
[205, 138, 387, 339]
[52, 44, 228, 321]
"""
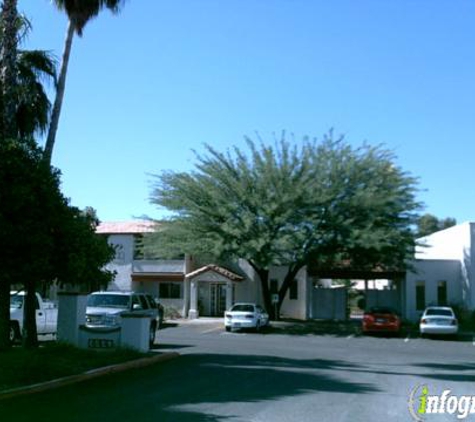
[2, 318, 475, 422]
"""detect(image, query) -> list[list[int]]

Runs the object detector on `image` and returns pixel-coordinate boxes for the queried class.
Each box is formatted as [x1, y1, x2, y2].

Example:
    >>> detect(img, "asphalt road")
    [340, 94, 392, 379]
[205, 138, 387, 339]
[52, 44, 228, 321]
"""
[1, 319, 474, 422]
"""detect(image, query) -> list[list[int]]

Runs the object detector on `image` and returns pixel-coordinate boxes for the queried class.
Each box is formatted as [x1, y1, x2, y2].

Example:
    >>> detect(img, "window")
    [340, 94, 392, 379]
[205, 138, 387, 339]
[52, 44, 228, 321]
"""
[131, 295, 141, 310]
[138, 295, 149, 309]
[416, 281, 425, 311]
[289, 279, 298, 300]
[437, 281, 447, 306]
[159, 283, 182, 299]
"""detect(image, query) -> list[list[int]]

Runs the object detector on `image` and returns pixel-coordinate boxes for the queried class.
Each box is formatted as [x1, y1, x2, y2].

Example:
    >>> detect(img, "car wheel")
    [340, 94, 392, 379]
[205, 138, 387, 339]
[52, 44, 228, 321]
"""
[9, 322, 20, 343]
[225, 326, 231, 332]
[149, 322, 157, 347]
[255, 320, 261, 333]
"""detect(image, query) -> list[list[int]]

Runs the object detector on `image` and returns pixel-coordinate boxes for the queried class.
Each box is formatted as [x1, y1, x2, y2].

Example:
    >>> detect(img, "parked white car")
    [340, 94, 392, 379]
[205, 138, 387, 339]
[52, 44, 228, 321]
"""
[224, 303, 269, 332]
[419, 306, 458, 336]
[10, 291, 58, 342]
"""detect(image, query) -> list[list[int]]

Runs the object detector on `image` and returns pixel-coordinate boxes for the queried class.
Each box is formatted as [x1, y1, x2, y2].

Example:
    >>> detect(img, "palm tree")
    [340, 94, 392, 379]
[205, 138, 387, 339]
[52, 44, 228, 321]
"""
[44, 0, 125, 163]
[0, 14, 57, 139]
[0, 0, 19, 351]
[0, 9, 57, 350]
[1, 0, 18, 140]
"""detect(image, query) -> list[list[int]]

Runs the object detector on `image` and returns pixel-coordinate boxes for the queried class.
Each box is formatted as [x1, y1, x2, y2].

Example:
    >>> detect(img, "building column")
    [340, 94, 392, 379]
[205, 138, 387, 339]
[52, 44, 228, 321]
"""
[226, 281, 234, 311]
[183, 277, 190, 318]
[188, 279, 199, 319]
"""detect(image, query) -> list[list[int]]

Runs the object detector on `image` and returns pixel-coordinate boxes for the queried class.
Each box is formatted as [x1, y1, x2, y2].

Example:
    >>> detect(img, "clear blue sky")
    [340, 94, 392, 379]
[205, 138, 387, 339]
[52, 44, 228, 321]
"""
[19, 0, 475, 223]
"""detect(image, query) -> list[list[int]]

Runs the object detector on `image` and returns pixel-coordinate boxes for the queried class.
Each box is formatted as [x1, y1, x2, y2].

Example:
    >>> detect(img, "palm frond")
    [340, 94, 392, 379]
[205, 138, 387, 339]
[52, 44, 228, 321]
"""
[54, 0, 125, 35]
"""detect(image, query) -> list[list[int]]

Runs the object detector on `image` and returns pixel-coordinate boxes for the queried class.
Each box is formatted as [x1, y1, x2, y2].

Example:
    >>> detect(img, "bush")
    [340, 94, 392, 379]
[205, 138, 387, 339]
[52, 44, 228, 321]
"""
[163, 305, 182, 320]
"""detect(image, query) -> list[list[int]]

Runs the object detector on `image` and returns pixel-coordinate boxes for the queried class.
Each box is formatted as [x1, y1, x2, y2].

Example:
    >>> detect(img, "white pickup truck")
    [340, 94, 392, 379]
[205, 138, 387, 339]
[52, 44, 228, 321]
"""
[10, 291, 58, 342]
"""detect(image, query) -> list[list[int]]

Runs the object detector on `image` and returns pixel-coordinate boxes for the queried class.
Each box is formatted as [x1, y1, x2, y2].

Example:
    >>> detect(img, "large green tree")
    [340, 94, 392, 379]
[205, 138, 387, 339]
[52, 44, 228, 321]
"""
[0, 138, 115, 348]
[44, 0, 125, 163]
[147, 134, 421, 319]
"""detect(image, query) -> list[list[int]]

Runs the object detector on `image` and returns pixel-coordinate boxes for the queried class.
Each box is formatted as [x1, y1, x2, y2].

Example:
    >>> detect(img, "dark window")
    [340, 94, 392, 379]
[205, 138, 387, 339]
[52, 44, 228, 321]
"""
[131, 295, 141, 310]
[231, 304, 255, 312]
[289, 279, 298, 300]
[159, 283, 182, 299]
[145, 294, 157, 309]
[416, 281, 425, 311]
[138, 295, 149, 309]
[426, 308, 453, 317]
[437, 281, 447, 306]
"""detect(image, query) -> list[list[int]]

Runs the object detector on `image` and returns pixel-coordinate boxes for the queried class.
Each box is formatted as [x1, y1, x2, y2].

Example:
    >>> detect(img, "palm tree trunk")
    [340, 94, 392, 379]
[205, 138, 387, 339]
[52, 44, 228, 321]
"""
[44, 20, 74, 163]
[1, 0, 18, 139]
[0, 0, 18, 351]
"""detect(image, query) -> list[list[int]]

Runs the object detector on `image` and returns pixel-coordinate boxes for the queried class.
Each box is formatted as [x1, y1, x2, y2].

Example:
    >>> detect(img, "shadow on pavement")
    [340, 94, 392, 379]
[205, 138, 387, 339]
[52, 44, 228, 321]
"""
[0, 354, 379, 422]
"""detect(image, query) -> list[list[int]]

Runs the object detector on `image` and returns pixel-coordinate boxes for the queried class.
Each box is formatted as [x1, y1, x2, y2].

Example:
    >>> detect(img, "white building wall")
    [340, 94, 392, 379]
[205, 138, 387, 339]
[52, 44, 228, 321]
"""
[406, 260, 461, 322]
[105, 234, 134, 291]
[414, 222, 474, 310]
[416, 222, 471, 261]
[235, 259, 262, 304]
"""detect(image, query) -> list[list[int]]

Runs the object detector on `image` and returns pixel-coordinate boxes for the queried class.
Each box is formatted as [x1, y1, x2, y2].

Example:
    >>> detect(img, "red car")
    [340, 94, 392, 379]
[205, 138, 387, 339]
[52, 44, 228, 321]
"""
[362, 307, 401, 334]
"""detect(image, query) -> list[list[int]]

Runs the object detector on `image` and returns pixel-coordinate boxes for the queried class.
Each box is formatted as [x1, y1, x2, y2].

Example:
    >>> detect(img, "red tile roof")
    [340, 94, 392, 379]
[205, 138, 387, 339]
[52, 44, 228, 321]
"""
[186, 264, 244, 282]
[96, 220, 157, 234]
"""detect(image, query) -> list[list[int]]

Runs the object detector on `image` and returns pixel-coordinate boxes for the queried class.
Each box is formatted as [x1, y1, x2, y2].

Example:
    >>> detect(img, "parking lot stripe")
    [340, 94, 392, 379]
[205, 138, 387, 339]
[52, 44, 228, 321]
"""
[201, 326, 223, 334]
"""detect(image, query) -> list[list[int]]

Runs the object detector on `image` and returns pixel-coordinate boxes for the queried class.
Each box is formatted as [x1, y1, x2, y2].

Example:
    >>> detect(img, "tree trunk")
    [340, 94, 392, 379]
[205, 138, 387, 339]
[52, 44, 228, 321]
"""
[44, 20, 75, 163]
[0, 280, 11, 350]
[276, 263, 304, 318]
[247, 261, 274, 319]
[22, 280, 38, 349]
[1, 0, 18, 139]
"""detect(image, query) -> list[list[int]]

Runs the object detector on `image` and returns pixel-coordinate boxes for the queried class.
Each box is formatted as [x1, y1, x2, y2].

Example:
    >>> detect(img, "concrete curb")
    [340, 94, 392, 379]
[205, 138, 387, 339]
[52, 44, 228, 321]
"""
[0, 352, 180, 401]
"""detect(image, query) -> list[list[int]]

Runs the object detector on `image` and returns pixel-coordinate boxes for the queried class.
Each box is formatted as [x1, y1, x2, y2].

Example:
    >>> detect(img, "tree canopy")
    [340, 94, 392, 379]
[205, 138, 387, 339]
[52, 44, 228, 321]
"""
[147, 133, 422, 317]
[0, 138, 115, 347]
[416, 213, 457, 238]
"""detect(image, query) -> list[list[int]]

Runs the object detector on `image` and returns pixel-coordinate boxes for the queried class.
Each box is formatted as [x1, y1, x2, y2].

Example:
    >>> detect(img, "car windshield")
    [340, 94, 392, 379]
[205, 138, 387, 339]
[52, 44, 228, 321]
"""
[425, 309, 453, 317]
[87, 294, 129, 308]
[10, 294, 24, 309]
[231, 304, 254, 312]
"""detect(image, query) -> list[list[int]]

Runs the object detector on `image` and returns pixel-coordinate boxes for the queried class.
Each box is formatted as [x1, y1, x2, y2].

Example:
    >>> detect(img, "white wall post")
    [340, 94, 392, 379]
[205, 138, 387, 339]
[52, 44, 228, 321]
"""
[226, 281, 234, 311]
[57, 292, 88, 346]
[121, 313, 150, 352]
[188, 280, 199, 319]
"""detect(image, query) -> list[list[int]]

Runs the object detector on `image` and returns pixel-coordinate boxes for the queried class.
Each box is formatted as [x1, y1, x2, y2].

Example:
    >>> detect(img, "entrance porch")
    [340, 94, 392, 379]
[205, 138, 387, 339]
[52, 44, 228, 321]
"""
[185, 265, 244, 319]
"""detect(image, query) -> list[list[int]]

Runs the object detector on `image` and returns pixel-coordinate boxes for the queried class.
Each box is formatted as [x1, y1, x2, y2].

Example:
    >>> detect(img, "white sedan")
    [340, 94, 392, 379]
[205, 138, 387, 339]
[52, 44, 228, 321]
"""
[419, 306, 459, 336]
[224, 303, 269, 332]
